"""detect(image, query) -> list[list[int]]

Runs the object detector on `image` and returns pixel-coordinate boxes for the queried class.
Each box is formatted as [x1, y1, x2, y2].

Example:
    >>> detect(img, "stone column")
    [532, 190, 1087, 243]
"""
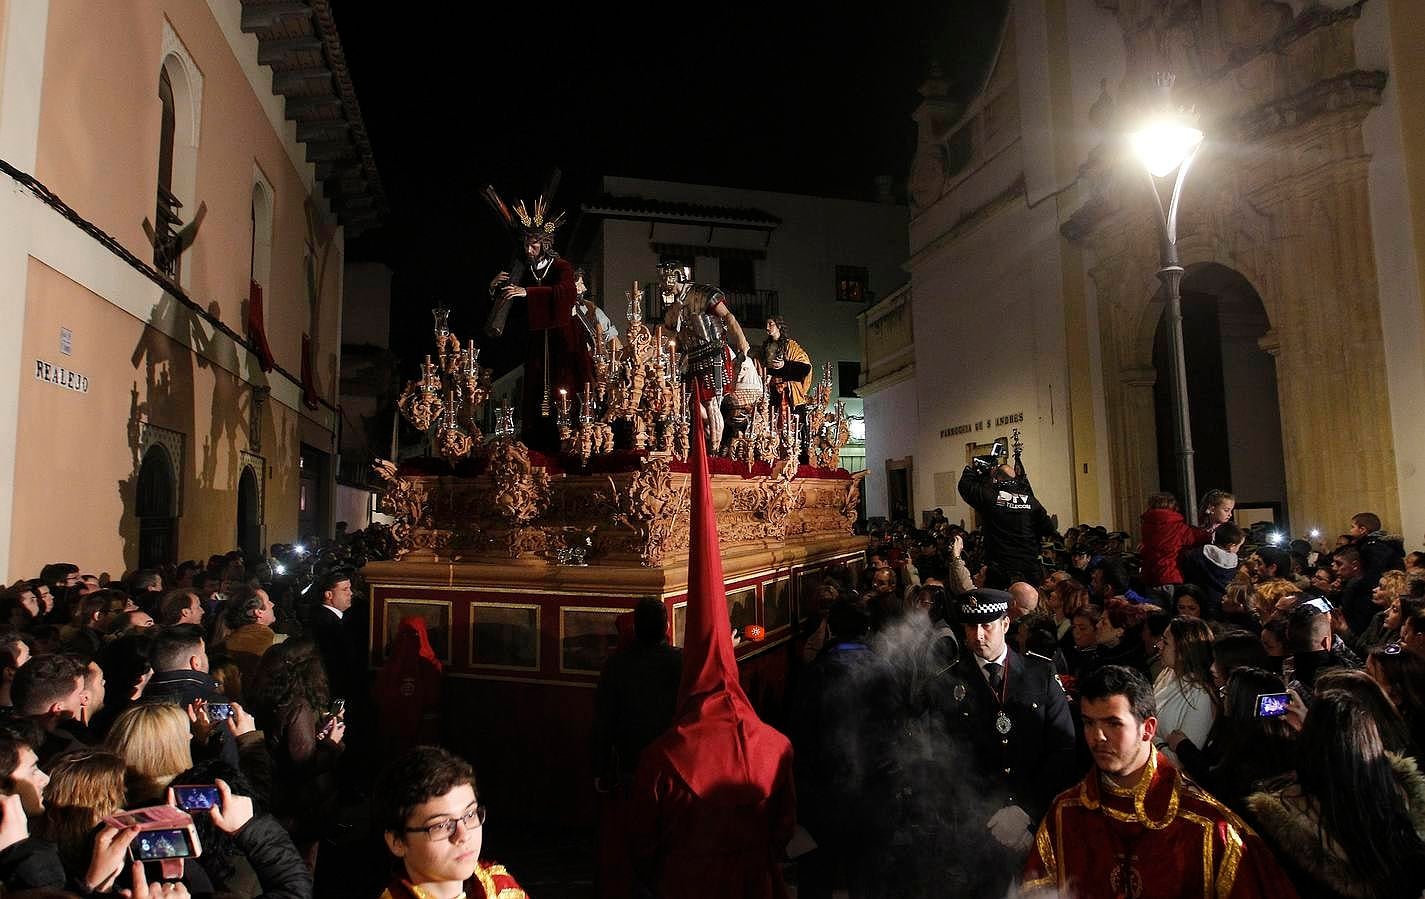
[1253, 123, 1401, 535]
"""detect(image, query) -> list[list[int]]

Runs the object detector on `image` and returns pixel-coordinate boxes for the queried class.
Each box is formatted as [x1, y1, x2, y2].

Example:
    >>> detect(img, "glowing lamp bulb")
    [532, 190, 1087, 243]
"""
[1269, 532, 1284, 546]
[1309, 529, 1322, 539]
[293, 544, 306, 556]
[273, 562, 286, 575]
[1129, 121, 1204, 178]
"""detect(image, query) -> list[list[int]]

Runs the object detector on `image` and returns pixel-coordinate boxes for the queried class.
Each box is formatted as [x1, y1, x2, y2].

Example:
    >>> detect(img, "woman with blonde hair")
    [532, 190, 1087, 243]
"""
[1356, 570, 1411, 651]
[1250, 578, 1299, 624]
[37, 750, 127, 877]
[104, 702, 192, 805]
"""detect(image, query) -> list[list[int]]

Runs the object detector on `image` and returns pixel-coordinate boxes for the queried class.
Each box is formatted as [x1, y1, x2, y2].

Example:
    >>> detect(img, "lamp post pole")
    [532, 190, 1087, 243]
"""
[1143, 131, 1202, 515]
[1131, 72, 1205, 516]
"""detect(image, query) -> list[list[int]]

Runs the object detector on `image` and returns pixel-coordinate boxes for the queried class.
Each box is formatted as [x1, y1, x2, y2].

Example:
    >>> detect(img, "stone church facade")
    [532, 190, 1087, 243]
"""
[864, 0, 1425, 541]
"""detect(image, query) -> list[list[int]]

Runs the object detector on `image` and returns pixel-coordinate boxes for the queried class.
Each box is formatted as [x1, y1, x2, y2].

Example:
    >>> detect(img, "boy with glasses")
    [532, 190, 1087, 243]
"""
[374, 746, 524, 899]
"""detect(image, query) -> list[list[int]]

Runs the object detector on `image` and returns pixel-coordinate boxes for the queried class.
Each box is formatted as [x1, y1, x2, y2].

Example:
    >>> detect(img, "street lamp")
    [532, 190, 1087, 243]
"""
[1129, 73, 1204, 515]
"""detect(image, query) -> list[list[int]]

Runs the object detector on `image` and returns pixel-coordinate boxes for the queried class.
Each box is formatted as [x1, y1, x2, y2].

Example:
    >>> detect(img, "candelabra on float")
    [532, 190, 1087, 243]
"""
[396, 306, 493, 462]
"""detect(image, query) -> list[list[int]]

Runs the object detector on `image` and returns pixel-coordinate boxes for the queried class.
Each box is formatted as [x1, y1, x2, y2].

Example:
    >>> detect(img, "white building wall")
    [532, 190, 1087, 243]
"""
[862, 375, 918, 521]
[1358, 0, 1425, 544]
[911, 196, 1075, 530]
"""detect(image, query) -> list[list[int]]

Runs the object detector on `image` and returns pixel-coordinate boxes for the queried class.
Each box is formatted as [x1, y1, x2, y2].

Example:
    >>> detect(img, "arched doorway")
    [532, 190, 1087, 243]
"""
[237, 466, 261, 561]
[136, 446, 177, 568]
[1152, 264, 1287, 521]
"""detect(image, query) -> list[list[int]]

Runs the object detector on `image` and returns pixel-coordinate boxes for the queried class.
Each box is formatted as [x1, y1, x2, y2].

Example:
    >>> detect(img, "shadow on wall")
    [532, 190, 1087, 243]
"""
[119, 291, 274, 571]
[200, 300, 258, 494]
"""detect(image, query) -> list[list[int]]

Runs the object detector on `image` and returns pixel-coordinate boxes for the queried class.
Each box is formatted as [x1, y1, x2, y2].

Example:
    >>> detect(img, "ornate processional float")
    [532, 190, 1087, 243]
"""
[364, 184, 863, 823]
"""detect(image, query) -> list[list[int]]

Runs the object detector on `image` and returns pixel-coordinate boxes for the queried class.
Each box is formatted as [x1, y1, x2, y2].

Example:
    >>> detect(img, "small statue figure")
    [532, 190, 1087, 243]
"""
[657, 260, 752, 452]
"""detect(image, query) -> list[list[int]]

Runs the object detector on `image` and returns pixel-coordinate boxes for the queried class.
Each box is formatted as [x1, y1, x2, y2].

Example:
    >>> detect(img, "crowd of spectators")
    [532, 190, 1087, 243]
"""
[0, 523, 521, 898]
[768, 497, 1425, 898]
[6, 489, 1425, 898]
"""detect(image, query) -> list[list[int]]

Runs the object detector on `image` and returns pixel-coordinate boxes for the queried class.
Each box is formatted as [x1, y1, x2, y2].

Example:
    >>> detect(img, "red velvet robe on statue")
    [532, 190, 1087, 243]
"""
[626, 392, 796, 899]
[520, 256, 592, 446]
[1021, 751, 1298, 899]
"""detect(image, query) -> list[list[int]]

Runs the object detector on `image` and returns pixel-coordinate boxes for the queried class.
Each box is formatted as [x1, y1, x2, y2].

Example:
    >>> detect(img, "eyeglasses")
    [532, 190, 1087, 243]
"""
[404, 804, 486, 841]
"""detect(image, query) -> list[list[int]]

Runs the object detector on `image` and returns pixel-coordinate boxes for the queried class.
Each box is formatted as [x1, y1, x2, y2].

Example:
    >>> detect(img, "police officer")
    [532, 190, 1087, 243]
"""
[930, 588, 1077, 896]
[958, 453, 1056, 588]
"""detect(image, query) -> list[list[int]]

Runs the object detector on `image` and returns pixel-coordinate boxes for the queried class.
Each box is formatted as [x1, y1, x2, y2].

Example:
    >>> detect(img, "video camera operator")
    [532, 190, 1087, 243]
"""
[957, 438, 1056, 589]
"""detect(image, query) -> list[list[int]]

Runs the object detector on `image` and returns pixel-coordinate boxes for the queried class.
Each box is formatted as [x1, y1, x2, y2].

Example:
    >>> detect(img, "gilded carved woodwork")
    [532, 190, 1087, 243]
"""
[372, 446, 861, 569]
[488, 439, 552, 528]
[599, 454, 691, 567]
[370, 459, 431, 559]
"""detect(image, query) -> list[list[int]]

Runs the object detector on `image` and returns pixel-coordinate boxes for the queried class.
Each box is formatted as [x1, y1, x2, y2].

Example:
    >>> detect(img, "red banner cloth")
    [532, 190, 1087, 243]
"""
[247, 280, 276, 373]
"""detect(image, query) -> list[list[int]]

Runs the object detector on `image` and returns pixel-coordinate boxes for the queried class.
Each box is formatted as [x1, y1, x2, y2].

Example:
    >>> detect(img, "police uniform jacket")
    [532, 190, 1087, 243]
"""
[933, 646, 1077, 821]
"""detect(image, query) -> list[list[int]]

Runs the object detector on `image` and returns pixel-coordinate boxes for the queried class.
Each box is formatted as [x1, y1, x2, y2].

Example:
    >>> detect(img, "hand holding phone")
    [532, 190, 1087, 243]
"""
[185, 700, 213, 743]
[318, 698, 347, 743]
[83, 822, 138, 893]
[207, 779, 253, 835]
[224, 701, 255, 738]
[1284, 687, 1308, 733]
[104, 807, 200, 864]
[0, 793, 27, 855]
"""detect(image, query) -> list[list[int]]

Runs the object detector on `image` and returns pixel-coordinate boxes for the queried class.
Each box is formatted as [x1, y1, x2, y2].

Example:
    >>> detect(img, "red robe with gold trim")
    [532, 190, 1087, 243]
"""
[1021, 751, 1297, 899]
[378, 861, 526, 899]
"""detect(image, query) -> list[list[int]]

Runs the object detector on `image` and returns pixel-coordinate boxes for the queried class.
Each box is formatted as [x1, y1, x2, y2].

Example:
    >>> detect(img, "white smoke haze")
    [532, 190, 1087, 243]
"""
[795, 608, 1046, 892]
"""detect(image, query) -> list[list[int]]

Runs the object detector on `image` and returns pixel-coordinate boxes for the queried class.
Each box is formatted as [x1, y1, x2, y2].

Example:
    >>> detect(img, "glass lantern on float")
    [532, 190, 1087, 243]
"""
[435, 392, 474, 462]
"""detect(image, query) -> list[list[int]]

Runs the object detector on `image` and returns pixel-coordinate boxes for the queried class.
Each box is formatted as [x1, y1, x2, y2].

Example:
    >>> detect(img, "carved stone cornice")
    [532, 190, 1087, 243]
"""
[1230, 70, 1386, 143]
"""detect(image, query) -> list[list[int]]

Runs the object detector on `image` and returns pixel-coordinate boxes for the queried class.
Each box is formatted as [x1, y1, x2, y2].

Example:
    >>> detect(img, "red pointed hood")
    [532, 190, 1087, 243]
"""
[660, 394, 791, 800]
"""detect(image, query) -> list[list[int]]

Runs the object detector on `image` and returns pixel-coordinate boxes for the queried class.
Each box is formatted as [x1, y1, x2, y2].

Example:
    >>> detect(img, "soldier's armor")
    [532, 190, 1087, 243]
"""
[668, 284, 733, 395]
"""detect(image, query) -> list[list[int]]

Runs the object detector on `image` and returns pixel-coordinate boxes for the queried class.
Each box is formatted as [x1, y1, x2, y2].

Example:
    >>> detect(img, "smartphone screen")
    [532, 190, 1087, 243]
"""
[131, 829, 194, 861]
[1256, 692, 1290, 718]
[172, 785, 221, 812]
[207, 702, 232, 722]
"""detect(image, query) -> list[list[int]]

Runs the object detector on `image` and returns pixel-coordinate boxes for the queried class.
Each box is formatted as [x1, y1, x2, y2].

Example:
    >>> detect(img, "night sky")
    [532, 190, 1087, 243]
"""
[331, 2, 1007, 374]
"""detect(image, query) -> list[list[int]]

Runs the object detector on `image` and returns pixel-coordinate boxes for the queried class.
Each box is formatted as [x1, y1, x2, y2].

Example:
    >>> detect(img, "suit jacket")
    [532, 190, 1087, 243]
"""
[930, 646, 1078, 820]
[309, 605, 364, 700]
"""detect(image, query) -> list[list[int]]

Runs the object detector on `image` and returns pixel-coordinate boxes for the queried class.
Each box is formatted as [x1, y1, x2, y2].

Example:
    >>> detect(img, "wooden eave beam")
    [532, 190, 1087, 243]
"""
[239, 1, 312, 33]
[314, 160, 362, 181]
[257, 36, 324, 65]
[285, 94, 343, 120]
[296, 119, 351, 142]
[271, 68, 333, 95]
[305, 139, 353, 161]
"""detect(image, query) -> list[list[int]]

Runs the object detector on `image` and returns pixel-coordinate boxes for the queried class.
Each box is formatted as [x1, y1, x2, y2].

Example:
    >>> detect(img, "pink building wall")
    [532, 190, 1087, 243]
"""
[5, 0, 343, 575]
